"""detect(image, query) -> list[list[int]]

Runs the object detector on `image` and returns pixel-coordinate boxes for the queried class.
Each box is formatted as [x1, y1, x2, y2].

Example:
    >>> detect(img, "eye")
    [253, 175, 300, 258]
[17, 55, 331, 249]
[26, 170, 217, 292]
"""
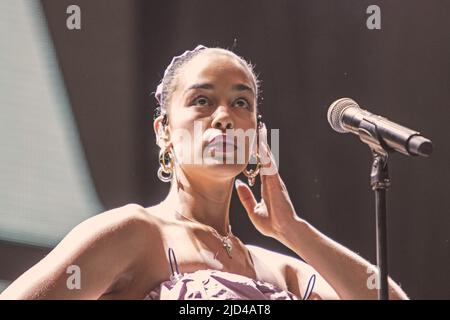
[233, 98, 251, 109]
[191, 95, 211, 106]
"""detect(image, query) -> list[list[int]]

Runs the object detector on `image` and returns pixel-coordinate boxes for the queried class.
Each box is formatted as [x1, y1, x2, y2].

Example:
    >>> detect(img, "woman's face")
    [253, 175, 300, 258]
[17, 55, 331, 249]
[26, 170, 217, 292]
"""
[157, 51, 258, 180]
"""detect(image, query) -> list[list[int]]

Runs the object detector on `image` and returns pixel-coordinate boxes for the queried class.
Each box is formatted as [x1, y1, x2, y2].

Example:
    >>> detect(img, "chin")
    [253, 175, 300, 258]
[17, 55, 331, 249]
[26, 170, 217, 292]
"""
[191, 160, 246, 180]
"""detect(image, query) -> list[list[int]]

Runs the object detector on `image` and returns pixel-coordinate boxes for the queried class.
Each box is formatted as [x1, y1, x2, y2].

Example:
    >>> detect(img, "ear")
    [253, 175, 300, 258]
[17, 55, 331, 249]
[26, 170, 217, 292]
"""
[153, 115, 170, 149]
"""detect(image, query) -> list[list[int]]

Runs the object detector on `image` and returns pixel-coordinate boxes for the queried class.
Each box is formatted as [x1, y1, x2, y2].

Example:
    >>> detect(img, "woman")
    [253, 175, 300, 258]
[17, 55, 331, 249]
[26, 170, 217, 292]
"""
[0, 45, 408, 300]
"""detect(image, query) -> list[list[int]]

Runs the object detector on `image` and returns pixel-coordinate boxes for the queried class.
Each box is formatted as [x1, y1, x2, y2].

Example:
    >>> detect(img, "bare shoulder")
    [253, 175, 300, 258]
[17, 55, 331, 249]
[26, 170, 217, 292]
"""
[245, 244, 339, 300]
[74, 203, 165, 258]
[79, 203, 155, 231]
[60, 203, 154, 251]
[0, 203, 160, 299]
[245, 244, 301, 269]
[83, 202, 169, 238]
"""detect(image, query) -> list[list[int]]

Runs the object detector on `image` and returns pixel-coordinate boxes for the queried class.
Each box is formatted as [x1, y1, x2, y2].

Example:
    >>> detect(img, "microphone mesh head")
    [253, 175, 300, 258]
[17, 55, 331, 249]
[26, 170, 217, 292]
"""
[327, 98, 359, 133]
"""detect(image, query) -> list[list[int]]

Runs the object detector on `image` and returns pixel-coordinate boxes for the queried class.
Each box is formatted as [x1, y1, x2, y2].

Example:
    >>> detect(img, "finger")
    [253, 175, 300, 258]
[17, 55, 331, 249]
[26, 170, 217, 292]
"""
[258, 124, 285, 192]
[258, 123, 279, 174]
[253, 198, 269, 218]
[235, 178, 258, 215]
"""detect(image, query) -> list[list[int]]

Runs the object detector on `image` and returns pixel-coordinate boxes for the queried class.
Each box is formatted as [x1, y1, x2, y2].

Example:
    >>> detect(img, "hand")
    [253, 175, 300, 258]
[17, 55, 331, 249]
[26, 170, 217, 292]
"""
[235, 123, 299, 240]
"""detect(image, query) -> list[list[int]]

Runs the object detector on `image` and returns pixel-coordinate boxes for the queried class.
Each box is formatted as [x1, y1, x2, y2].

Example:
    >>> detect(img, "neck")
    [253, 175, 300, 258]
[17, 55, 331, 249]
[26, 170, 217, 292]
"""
[159, 164, 235, 235]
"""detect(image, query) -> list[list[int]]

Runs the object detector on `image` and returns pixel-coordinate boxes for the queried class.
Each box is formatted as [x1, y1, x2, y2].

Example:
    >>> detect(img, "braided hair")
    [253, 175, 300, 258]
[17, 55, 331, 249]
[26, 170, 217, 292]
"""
[153, 46, 263, 129]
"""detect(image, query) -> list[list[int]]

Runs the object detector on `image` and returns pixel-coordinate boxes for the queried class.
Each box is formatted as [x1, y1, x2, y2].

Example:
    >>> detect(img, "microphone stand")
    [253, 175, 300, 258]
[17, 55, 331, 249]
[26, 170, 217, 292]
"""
[328, 98, 433, 299]
[358, 120, 391, 300]
[370, 152, 390, 300]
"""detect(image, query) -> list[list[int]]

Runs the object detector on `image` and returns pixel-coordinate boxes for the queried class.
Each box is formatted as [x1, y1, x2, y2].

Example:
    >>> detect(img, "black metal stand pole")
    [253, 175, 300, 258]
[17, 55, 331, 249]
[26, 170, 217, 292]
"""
[370, 152, 390, 300]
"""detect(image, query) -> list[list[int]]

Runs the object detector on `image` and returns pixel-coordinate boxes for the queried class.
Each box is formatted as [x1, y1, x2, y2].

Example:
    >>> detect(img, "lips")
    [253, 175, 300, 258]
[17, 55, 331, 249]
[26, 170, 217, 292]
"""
[208, 134, 235, 145]
[207, 134, 236, 153]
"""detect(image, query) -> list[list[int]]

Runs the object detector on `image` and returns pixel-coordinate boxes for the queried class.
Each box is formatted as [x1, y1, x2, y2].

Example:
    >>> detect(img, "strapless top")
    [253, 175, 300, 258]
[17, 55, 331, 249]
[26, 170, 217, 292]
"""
[144, 268, 300, 300]
[144, 247, 315, 300]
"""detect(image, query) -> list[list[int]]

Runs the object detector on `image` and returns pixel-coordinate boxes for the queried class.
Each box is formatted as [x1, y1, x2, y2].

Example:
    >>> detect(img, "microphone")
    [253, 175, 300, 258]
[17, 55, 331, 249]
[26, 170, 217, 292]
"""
[327, 98, 433, 157]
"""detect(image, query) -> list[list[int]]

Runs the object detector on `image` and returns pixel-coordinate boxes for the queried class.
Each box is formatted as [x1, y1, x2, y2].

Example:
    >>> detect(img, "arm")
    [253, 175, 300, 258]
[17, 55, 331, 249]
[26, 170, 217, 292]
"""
[0, 204, 150, 299]
[284, 253, 340, 300]
[247, 244, 340, 300]
[277, 218, 409, 300]
[235, 122, 409, 300]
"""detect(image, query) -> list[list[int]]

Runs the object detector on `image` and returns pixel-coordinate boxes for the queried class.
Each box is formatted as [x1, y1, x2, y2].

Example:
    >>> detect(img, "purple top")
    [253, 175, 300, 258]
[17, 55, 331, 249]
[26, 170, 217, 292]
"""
[144, 269, 299, 300]
[143, 247, 316, 300]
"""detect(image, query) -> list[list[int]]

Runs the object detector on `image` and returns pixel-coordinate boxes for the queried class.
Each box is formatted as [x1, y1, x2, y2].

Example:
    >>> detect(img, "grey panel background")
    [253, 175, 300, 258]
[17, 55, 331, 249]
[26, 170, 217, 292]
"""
[0, 0, 101, 247]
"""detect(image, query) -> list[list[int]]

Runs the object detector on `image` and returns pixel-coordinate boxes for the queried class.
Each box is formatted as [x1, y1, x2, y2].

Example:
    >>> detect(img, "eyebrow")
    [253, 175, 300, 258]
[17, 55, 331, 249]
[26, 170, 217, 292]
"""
[185, 83, 255, 95]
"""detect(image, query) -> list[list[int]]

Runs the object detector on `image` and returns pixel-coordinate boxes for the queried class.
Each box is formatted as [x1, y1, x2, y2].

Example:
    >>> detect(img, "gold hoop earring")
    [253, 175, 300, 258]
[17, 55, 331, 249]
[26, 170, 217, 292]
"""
[157, 147, 174, 182]
[243, 153, 261, 187]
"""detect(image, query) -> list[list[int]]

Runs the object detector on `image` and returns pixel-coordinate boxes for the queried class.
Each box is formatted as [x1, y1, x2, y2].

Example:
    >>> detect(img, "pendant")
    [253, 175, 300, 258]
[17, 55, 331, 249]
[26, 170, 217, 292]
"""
[223, 238, 232, 258]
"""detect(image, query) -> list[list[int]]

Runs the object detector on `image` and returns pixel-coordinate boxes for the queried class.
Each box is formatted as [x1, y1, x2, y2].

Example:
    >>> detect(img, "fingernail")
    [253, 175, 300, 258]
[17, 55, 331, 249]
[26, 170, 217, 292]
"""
[258, 122, 264, 130]
[260, 123, 267, 135]
[235, 178, 244, 187]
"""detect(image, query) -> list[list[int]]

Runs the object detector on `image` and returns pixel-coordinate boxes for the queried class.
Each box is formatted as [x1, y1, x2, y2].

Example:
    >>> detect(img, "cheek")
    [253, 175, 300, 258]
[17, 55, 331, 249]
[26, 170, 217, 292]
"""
[171, 103, 209, 130]
[170, 120, 210, 164]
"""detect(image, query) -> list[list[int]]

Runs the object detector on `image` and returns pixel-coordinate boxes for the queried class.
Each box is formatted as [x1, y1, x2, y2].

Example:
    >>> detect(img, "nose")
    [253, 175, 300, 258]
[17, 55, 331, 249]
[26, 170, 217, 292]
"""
[211, 107, 234, 130]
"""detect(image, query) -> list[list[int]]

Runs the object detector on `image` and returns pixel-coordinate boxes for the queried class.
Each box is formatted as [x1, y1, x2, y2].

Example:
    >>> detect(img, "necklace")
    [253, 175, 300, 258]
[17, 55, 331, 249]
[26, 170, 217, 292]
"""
[174, 209, 234, 259]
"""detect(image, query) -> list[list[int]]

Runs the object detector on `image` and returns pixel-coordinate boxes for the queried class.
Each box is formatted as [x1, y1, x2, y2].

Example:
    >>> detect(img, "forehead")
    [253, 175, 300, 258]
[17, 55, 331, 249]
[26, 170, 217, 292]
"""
[177, 51, 255, 91]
